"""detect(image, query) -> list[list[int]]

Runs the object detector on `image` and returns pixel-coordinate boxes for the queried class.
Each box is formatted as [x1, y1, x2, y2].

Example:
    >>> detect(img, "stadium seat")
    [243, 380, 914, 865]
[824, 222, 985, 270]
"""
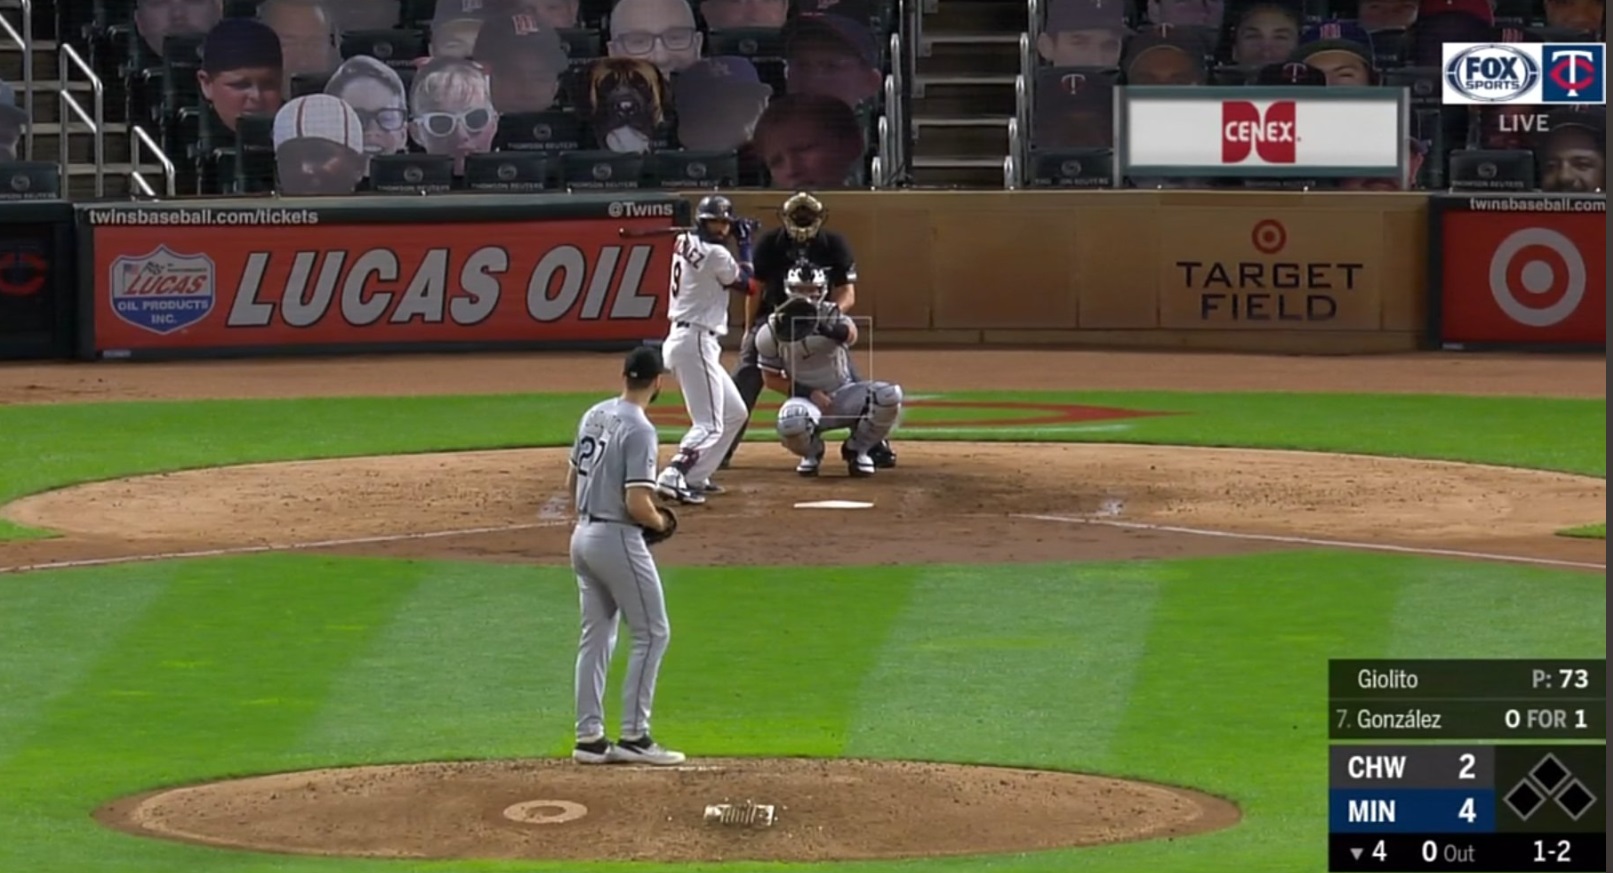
[0, 161, 63, 200]
[1447, 148, 1538, 191]
[462, 151, 551, 192]
[368, 153, 455, 193]
[1027, 147, 1114, 188]
[652, 149, 740, 188]
[340, 28, 428, 69]
[492, 110, 588, 153]
[560, 150, 646, 189]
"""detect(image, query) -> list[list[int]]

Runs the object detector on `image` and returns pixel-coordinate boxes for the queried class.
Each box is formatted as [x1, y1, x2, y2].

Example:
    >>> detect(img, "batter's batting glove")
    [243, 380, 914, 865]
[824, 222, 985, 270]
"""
[733, 218, 759, 244]
[642, 507, 678, 547]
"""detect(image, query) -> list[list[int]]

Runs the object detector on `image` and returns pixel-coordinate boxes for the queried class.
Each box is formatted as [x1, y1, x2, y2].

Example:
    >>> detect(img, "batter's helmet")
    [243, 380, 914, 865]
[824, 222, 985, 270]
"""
[695, 195, 736, 242]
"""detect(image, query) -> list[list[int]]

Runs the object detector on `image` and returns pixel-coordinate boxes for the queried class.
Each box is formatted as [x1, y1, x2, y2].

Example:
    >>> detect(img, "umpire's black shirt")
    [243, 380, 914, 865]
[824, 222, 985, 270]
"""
[751, 227, 858, 323]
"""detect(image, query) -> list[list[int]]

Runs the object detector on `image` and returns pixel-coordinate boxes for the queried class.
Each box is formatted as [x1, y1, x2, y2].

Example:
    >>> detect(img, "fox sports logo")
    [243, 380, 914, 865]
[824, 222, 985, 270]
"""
[1446, 44, 1540, 102]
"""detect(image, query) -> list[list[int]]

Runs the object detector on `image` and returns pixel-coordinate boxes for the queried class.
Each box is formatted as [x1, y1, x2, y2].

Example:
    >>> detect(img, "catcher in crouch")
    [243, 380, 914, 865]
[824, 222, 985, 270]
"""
[754, 265, 904, 477]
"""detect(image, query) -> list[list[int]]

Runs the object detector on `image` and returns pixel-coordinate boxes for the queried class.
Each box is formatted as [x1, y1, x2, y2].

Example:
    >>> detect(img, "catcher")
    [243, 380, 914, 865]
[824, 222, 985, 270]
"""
[754, 265, 905, 477]
[565, 346, 685, 767]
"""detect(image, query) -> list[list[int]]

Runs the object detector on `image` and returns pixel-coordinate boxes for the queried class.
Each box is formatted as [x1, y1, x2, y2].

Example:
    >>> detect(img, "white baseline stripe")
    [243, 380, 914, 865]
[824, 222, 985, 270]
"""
[1012, 514, 1607, 571]
[0, 521, 570, 575]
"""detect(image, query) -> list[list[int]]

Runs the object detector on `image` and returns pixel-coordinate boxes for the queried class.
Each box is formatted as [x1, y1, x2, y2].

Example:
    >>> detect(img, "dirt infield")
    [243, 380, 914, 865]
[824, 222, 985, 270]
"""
[95, 758, 1242, 862]
[1, 348, 1605, 862]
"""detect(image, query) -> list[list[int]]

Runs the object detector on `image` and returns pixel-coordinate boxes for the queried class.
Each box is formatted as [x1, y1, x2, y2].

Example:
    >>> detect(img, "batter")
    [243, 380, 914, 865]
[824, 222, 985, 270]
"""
[654, 195, 756, 505]
[566, 346, 685, 766]
[754, 266, 905, 476]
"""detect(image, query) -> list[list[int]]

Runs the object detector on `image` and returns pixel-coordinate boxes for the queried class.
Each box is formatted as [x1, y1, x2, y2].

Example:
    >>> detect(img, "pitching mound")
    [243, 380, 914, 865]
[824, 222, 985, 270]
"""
[94, 758, 1240, 862]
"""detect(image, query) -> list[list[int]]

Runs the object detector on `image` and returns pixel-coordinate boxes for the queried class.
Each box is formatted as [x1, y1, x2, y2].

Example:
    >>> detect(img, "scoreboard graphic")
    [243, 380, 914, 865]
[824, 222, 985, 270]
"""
[1328, 660, 1606, 871]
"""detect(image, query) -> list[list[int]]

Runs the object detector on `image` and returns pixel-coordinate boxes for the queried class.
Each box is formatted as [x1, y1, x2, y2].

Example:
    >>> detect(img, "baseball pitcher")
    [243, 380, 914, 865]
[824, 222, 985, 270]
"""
[754, 265, 904, 477]
[654, 195, 757, 505]
[566, 346, 685, 766]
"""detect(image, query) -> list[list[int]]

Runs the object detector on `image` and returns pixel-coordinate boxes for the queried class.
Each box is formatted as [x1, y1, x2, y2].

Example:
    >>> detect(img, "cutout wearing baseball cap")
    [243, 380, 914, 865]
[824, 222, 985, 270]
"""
[476, 13, 570, 113]
[1291, 20, 1377, 84]
[674, 56, 774, 151]
[784, 12, 882, 107]
[273, 94, 367, 195]
[1039, 0, 1127, 67]
[198, 18, 286, 132]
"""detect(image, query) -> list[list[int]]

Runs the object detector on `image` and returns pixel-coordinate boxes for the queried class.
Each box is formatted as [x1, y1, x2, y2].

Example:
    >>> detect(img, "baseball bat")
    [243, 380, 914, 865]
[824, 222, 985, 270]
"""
[618, 226, 693, 238]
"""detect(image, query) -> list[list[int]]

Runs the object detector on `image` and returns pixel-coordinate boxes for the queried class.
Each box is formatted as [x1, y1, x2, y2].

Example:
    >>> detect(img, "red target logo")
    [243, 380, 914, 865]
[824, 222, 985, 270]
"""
[1251, 219, 1286, 254]
[1488, 228, 1586, 327]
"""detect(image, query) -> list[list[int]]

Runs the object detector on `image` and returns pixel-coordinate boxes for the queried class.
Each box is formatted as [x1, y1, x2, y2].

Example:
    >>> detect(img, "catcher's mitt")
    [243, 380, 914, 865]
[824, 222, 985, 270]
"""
[642, 506, 678, 546]
[770, 296, 822, 342]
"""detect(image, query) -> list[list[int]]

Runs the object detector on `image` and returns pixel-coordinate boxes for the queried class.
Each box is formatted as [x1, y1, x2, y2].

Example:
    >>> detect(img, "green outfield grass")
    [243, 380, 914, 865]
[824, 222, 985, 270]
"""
[0, 551, 1602, 873]
[1557, 523, 1607, 540]
[0, 388, 1605, 872]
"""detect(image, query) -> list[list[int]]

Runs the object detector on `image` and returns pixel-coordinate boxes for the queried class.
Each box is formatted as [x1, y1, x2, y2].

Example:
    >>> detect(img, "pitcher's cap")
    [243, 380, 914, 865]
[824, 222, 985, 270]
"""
[624, 346, 670, 379]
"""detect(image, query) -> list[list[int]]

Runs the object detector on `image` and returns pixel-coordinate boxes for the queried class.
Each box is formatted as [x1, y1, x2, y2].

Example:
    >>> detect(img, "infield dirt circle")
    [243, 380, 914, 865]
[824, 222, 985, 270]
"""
[1, 349, 1604, 863]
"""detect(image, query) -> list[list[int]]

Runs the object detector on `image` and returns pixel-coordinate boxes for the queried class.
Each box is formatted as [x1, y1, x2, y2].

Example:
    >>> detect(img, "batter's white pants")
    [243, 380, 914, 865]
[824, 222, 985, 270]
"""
[663, 323, 748, 487]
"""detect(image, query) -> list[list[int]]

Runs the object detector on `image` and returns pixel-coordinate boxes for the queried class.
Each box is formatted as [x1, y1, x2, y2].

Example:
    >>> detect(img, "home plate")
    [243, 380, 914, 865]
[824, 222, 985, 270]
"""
[794, 500, 875, 509]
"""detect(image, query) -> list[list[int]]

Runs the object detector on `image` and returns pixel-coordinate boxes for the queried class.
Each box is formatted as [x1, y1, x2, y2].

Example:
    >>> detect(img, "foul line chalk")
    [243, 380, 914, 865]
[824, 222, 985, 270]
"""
[1012, 514, 1607, 571]
[0, 521, 570, 575]
[794, 500, 875, 509]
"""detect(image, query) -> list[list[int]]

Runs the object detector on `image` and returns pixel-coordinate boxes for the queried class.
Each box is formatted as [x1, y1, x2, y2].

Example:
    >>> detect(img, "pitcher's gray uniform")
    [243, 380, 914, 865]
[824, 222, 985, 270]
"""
[568, 397, 674, 754]
[754, 267, 904, 477]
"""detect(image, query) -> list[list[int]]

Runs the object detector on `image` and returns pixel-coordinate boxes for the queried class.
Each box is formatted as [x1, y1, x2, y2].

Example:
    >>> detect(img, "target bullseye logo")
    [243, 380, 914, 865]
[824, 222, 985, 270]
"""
[1489, 228, 1585, 327]
[1251, 219, 1286, 254]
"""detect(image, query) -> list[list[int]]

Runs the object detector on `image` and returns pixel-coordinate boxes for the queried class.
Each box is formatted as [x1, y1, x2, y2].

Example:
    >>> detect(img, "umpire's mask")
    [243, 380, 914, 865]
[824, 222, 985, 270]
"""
[781, 191, 825, 243]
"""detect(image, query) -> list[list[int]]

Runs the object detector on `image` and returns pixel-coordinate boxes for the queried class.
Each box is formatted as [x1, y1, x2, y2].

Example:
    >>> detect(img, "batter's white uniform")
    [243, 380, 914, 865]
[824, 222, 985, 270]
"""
[660, 231, 749, 490]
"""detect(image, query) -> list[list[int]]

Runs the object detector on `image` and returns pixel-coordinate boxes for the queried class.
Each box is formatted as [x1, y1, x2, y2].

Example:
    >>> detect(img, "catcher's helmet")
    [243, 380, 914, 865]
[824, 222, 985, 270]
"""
[785, 265, 829, 302]
[780, 191, 825, 243]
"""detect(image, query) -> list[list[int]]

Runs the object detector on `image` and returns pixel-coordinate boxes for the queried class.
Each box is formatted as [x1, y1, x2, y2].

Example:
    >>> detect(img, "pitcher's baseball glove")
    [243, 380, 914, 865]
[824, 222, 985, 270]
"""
[642, 507, 678, 546]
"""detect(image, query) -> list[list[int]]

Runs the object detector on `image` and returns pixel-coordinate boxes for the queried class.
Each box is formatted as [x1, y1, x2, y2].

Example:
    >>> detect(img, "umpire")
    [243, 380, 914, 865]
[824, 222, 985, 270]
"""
[720, 190, 896, 469]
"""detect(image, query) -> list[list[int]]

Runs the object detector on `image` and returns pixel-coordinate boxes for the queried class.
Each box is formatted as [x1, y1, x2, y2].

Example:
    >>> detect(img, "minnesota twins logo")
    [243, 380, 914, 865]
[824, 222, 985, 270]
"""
[1542, 44, 1605, 103]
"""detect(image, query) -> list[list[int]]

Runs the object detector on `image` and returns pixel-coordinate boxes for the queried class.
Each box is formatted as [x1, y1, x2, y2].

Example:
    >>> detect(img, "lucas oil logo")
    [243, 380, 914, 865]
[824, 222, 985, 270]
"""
[1443, 44, 1541, 104]
[108, 245, 215, 335]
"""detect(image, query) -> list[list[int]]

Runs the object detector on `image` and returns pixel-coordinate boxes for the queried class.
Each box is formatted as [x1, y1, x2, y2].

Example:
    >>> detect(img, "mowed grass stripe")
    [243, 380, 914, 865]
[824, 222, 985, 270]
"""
[0, 566, 172, 763]
[844, 563, 1162, 768]
[0, 555, 427, 811]
[298, 562, 586, 763]
[1384, 561, 1606, 659]
[1064, 552, 1406, 872]
[650, 566, 917, 757]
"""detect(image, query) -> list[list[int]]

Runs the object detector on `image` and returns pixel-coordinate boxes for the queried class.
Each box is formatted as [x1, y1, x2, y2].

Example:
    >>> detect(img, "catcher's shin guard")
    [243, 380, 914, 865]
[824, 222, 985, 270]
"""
[851, 381, 903, 450]
[776, 397, 822, 458]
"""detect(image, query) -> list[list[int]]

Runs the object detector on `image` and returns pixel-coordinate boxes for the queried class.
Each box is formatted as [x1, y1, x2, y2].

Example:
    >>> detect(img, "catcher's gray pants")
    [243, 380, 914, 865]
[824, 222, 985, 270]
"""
[725, 316, 867, 465]
[570, 519, 669, 742]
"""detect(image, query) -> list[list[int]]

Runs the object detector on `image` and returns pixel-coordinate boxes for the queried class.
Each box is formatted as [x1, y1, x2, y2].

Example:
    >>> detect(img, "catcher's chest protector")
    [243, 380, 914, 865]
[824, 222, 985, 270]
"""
[779, 334, 853, 391]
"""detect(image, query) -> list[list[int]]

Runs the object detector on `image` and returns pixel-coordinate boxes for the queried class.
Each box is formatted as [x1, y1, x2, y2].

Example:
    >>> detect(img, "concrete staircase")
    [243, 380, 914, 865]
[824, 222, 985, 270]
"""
[0, 0, 169, 199]
[908, 0, 1025, 187]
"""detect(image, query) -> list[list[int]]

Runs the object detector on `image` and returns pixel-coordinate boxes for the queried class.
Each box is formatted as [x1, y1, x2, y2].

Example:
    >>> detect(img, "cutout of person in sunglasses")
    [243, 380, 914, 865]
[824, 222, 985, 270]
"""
[325, 55, 409, 155]
[409, 56, 501, 173]
[607, 0, 703, 76]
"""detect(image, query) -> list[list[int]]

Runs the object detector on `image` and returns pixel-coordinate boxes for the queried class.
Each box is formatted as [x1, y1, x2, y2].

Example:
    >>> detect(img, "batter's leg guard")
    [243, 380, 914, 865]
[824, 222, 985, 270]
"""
[852, 382, 904, 453]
